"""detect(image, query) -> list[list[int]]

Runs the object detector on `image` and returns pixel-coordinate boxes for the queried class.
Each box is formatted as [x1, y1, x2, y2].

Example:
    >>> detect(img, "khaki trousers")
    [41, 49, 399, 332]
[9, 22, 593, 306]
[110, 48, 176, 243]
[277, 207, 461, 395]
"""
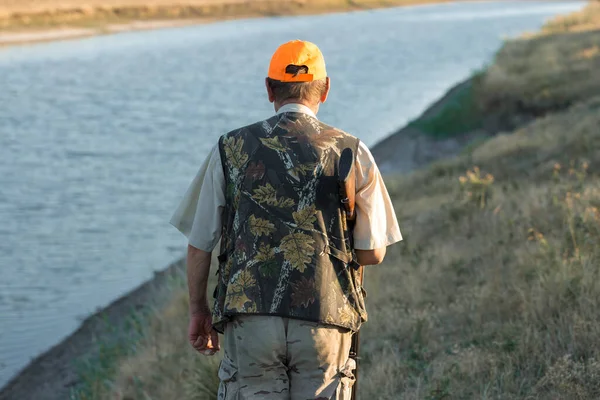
[217, 315, 356, 400]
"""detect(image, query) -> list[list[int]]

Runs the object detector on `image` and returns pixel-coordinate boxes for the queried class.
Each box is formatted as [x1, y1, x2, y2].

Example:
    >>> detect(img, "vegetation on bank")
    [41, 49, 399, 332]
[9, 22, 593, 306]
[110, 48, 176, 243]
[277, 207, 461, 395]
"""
[407, 78, 484, 139]
[410, 1, 600, 140]
[363, 97, 600, 399]
[541, 1, 600, 34]
[72, 2, 600, 399]
[70, 285, 222, 400]
[70, 310, 151, 400]
[0, 0, 457, 31]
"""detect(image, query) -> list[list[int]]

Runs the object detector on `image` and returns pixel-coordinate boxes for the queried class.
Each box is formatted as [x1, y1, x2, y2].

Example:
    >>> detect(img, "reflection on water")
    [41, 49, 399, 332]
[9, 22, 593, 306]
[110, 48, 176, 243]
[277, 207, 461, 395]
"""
[0, 0, 584, 388]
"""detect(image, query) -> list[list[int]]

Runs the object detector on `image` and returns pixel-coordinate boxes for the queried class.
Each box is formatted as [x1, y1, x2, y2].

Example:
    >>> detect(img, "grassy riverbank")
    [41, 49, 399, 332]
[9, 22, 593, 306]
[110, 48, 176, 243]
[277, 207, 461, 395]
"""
[370, 0, 600, 172]
[11, 2, 598, 399]
[408, 2, 600, 140]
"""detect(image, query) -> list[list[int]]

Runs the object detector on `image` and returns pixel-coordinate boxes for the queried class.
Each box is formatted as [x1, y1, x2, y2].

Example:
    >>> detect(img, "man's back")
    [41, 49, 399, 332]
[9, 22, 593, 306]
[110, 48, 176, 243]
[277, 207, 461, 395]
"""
[213, 110, 366, 333]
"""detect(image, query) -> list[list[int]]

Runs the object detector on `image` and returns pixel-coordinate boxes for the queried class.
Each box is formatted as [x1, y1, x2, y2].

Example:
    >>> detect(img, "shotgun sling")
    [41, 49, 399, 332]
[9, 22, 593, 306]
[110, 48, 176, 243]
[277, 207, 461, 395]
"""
[338, 147, 363, 399]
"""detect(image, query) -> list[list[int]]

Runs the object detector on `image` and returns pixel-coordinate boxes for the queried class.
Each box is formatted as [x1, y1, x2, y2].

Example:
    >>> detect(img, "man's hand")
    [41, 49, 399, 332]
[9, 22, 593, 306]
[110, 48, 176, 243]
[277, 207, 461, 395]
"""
[189, 310, 220, 356]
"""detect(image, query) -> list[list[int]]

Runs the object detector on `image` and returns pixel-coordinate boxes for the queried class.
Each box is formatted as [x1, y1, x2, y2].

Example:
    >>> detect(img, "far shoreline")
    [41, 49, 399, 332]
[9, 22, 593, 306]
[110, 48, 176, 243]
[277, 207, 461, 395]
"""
[0, 0, 469, 48]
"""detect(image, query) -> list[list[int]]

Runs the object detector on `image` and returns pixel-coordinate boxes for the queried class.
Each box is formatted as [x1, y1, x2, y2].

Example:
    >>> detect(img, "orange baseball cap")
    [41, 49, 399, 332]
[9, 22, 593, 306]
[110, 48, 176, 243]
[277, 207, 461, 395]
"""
[268, 40, 327, 83]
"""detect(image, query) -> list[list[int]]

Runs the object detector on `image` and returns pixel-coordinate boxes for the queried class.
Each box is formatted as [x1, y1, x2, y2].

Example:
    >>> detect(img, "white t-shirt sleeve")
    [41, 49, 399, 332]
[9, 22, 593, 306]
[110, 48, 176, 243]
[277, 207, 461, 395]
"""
[169, 144, 226, 252]
[352, 141, 403, 250]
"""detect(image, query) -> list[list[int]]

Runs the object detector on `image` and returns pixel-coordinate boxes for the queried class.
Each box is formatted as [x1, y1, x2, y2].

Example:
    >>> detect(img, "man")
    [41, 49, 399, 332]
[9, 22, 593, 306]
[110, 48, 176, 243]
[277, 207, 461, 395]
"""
[170, 40, 402, 399]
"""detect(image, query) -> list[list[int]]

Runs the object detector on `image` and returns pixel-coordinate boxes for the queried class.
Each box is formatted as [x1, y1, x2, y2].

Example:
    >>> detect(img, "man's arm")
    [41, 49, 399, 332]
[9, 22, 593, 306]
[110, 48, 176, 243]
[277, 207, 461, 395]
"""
[352, 142, 403, 257]
[187, 245, 212, 315]
[339, 146, 392, 266]
[170, 143, 225, 356]
[187, 245, 220, 355]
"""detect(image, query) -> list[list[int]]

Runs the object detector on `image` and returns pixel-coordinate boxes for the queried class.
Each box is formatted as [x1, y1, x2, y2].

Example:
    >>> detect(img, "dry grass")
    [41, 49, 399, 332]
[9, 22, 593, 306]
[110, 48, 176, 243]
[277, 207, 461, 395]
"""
[71, 271, 223, 399]
[76, 3, 600, 400]
[107, 291, 222, 400]
[362, 96, 600, 399]
[474, 2, 600, 133]
[0, 0, 458, 30]
[541, 1, 600, 34]
[359, 6, 600, 396]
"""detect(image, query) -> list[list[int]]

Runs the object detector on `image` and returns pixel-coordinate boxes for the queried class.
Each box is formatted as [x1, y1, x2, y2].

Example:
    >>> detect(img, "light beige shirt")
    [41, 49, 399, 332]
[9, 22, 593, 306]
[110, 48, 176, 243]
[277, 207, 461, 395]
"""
[170, 104, 402, 252]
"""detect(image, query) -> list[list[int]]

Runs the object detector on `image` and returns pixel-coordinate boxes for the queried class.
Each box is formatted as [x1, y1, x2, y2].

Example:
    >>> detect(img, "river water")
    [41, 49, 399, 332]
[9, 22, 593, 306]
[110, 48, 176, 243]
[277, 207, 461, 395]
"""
[0, 0, 584, 388]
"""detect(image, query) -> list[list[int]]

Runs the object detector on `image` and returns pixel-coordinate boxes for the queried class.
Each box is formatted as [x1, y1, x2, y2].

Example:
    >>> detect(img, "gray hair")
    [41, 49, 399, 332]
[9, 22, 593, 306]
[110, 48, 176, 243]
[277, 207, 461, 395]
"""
[267, 65, 327, 104]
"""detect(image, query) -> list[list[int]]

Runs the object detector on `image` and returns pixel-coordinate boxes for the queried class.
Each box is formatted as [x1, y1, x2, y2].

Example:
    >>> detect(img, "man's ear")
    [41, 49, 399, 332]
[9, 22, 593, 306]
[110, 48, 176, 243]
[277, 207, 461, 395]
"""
[320, 77, 331, 104]
[265, 78, 276, 103]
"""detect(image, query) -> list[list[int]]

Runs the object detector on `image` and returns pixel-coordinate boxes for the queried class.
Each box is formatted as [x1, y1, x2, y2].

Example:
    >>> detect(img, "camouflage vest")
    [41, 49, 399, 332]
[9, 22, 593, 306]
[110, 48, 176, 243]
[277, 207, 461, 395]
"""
[213, 111, 366, 332]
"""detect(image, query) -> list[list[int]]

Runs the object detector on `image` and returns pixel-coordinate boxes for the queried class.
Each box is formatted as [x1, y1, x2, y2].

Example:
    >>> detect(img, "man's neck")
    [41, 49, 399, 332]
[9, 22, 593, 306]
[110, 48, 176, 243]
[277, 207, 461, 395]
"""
[275, 99, 319, 115]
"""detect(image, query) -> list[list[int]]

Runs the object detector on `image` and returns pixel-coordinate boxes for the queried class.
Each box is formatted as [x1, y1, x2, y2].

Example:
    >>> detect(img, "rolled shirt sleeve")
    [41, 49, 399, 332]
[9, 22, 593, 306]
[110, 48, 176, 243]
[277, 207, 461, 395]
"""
[170, 144, 226, 252]
[353, 142, 403, 250]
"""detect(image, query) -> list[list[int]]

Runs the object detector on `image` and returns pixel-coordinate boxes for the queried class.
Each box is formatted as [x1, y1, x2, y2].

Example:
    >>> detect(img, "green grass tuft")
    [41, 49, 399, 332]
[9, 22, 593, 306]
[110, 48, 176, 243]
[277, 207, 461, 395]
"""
[69, 308, 151, 399]
[408, 79, 484, 139]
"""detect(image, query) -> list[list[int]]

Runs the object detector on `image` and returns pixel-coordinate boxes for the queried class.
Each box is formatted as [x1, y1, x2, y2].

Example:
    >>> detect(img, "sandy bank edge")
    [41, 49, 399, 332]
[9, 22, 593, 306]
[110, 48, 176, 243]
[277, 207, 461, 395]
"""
[0, 258, 186, 400]
[0, 19, 215, 47]
[0, 0, 466, 48]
